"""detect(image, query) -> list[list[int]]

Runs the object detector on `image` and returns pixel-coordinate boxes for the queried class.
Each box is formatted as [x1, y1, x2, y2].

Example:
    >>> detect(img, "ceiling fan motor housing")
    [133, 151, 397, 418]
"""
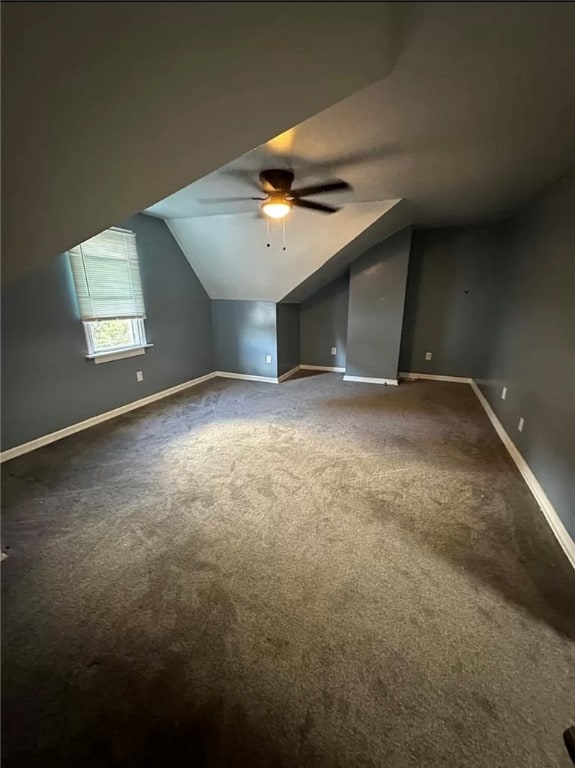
[260, 169, 295, 194]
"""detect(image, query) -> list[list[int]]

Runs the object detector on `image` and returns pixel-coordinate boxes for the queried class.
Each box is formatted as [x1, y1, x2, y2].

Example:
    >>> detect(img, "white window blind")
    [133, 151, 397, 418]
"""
[68, 228, 145, 321]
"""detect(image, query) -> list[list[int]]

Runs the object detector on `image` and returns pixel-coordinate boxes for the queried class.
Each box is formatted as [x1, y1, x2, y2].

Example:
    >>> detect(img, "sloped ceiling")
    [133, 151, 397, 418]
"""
[283, 199, 413, 303]
[168, 201, 400, 301]
[1, 2, 402, 283]
[148, 2, 575, 226]
[5, 2, 573, 296]
[145, 2, 574, 302]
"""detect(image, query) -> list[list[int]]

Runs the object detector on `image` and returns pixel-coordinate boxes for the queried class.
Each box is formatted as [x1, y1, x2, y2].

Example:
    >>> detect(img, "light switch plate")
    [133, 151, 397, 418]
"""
[265, 354, 272, 364]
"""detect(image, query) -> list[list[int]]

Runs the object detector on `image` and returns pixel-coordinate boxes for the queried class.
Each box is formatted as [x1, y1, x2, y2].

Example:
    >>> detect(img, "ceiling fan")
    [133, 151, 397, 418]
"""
[224, 169, 352, 219]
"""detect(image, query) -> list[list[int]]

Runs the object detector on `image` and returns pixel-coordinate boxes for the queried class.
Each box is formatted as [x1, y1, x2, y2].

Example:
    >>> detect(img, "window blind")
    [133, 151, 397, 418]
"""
[68, 228, 145, 320]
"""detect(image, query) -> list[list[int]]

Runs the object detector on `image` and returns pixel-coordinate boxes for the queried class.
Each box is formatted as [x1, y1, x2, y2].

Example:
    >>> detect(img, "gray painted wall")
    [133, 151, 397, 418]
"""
[400, 226, 502, 377]
[346, 228, 412, 381]
[477, 174, 575, 540]
[212, 301, 278, 378]
[277, 304, 301, 377]
[300, 273, 349, 369]
[1, 214, 214, 450]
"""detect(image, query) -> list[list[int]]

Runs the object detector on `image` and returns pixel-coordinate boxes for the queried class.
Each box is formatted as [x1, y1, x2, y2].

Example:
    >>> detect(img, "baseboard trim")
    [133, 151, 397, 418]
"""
[399, 372, 473, 383]
[0, 372, 218, 463]
[6, 368, 572, 570]
[300, 365, 346, 373]
[0, 366, 327, 462]
[278, 365, 301, 383]
[470, 380, 575, 570]
[343, 375, 398, 386]
[216, 371, 279, 384]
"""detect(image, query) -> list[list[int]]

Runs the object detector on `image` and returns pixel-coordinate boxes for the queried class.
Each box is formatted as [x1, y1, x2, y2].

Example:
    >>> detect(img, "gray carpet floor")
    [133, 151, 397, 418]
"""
[2, 372, 575, 768]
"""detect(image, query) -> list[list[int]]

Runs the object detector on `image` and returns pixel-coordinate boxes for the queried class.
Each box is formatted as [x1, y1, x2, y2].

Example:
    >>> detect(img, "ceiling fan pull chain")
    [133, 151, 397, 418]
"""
[266, 217, 271, 248]
[282, 219, 287, 251]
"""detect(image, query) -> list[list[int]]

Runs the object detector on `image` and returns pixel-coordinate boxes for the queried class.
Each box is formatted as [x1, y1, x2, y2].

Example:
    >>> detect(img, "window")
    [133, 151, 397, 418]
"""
[68, 227, 151, 363]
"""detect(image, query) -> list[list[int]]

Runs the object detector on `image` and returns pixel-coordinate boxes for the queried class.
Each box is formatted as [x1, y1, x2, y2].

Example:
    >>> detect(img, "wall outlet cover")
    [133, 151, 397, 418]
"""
[331, 347, 337, 356]
[518, 417, 524, 432]
[501, 387, 507, 400]
[425, 352, 432, 360]
[137, 371, 144, 382]
[265, 355, 272, 364]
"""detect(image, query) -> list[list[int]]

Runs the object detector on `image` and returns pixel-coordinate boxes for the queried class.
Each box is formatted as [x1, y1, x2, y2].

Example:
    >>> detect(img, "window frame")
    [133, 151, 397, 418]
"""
[68, 226, 152, 364]
[83, 317, 151, 363]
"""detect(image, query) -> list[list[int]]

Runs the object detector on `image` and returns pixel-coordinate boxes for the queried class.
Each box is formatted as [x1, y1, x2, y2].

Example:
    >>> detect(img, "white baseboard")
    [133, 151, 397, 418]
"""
[399, 372, 472, 383]
[0, 366, 323, 462]
[215, 371, 279, 384]
[470, 380, 575, 570]
[0, 371, 218, 463]
[5, 367, 572, 571]
[300, 365, 346, 373]
[343, 375, 398, 386]
[278, 365, 301, 383]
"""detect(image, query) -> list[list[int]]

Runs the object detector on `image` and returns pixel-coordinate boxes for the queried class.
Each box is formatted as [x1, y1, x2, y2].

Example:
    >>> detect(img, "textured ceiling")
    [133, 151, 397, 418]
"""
[145, 2, 574, 301]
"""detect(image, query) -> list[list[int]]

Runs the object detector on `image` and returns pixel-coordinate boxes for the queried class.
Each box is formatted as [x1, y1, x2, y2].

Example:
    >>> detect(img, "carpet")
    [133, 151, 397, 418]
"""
[2, 373, 574, 767]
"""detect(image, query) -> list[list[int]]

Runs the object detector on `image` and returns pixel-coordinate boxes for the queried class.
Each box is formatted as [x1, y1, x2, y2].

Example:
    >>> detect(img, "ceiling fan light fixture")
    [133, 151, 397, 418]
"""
[262, 194, 291, 219]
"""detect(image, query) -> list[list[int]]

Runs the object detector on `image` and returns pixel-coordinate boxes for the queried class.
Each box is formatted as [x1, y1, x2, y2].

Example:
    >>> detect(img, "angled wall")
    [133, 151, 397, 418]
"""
[300, 274, 349, 369]
[1, 215, 213, 451]
[345, 228, 412, 382]
[285, 199, 411, 303]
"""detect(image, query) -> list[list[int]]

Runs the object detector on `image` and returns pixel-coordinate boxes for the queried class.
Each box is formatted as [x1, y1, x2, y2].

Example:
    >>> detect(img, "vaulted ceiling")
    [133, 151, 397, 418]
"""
[144, 2, 575, 301]
[167, 201, 401, 302]
[3, 2, 574, 300]
[1, 2, 402, 283]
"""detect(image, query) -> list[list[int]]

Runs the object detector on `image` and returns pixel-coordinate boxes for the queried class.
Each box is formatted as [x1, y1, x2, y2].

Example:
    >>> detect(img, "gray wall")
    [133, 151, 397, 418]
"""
[277, 304, 300, 377]
[400, 226, 502, 377]
[212, 301, 278, 378]
[477, 174, 575, 539]
[300, 273, 349, 368]
[346, 228, 412, 381]
[1, 214, 214, 450]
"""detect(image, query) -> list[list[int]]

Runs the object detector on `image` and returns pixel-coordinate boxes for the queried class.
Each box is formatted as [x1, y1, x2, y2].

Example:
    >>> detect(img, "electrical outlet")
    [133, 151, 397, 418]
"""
[425, 352, 432, 361]
[518, 417, 524, 432]
[331, 347, 337, 356]
[136, 371, 143, 382]
[265, 354, 272, 364]
[501, 387, 507, 400]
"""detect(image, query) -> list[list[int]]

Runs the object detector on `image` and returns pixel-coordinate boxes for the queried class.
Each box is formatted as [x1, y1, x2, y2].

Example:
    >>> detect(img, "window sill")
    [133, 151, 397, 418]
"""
[86, 344, 153, 365]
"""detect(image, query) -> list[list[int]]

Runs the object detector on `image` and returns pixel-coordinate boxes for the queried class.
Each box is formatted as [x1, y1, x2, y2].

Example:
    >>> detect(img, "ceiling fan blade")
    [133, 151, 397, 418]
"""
[293, 199, 339, 214]
[198, 196, 265, 204]
[275, 145, 399, 176]
[291, 180, 351, 197]
[217, 168, 264, 193]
